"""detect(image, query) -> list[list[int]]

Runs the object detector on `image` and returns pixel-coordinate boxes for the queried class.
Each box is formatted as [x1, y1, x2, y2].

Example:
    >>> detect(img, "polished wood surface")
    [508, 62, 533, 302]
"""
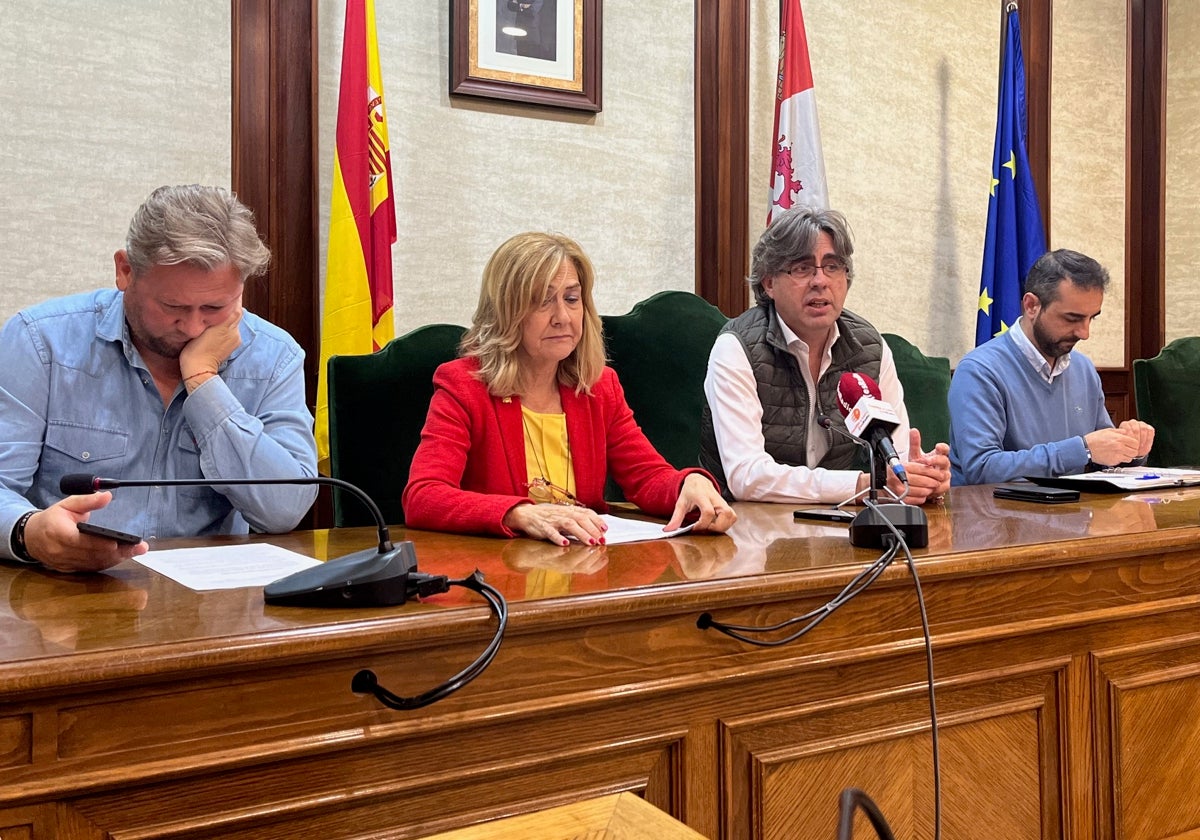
[2, 484, 1200, 838]
[422, 792, 708, 839]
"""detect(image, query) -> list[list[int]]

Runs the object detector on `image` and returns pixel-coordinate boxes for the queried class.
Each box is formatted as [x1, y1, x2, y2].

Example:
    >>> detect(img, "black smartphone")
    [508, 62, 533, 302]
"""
[77, 522, 142, 545]
[992, 484, 1080, 504]
[794, 507, 856, 523]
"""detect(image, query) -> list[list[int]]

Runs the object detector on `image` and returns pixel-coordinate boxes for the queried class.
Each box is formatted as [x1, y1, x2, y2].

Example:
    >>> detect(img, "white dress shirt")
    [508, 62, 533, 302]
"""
[703, 318, 910, 505]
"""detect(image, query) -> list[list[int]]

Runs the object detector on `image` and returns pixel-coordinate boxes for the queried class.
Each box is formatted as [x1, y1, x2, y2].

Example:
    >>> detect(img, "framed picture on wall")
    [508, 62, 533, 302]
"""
[450, 0, 602, 112]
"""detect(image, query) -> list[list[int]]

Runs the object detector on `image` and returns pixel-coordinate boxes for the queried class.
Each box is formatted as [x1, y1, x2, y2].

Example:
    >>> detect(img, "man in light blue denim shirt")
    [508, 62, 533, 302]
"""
[0, 185, 318, 572]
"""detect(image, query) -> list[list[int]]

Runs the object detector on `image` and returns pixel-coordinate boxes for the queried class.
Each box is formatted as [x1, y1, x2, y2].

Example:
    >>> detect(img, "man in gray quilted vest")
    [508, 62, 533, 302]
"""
[699, 207, 950, 506]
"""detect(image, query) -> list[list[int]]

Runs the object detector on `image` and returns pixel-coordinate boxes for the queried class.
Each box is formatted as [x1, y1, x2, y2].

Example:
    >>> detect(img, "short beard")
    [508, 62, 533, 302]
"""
[127, 320, 185, 360]
[1031, 315, 1076, 361]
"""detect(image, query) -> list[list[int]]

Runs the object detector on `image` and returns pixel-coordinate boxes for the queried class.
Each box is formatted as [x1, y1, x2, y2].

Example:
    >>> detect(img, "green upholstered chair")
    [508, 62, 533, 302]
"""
[601, 291, 728, 500]
[882, 333, 952, 446]
[1133, 336, 1200, 467]
[327, 323, 466, 527]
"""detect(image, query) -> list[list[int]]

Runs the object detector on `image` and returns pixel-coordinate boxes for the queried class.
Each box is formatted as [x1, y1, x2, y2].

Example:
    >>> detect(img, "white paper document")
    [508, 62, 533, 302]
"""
[595, 514, 695, 545]
[1037, 466, 1200, 492]
[136, 544, 321, 591]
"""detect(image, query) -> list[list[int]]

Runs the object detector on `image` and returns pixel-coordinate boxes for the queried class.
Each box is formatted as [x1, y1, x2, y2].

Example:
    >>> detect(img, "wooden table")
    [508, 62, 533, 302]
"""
[1, 484, 1199, 839]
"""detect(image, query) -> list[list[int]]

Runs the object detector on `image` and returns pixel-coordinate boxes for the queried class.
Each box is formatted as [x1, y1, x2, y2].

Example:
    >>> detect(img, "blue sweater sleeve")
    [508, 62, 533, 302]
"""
[948, 354, 1090, 485]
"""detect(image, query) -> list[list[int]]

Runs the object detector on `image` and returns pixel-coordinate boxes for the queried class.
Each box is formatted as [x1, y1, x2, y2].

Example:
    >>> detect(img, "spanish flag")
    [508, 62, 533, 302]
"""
[316, 0, 396, 474]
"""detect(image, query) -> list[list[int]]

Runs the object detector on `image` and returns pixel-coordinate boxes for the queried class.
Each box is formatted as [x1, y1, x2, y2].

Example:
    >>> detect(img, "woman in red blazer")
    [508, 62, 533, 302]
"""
[402, 232, 735, 545]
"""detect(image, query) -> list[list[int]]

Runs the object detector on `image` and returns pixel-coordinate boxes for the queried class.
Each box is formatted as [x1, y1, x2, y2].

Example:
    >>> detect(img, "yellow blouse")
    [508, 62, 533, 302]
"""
[520, 406, 578, 506]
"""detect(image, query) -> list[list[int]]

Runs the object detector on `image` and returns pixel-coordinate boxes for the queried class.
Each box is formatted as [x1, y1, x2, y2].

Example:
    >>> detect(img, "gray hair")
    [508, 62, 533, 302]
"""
[1023, 248, 1109, 305]
[748, 207, 856, 306]
[125, 185, 271, 281]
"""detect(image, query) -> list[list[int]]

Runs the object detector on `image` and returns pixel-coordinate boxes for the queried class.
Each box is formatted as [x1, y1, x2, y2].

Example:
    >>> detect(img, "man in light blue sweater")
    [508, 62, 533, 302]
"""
[949, 249, 1155, 485]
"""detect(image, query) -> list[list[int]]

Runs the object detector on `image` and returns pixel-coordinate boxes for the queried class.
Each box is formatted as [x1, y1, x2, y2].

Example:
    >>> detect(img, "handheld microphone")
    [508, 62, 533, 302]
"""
[59, 473, 418, 607]
[816, 409, 928, 550]
[835, 372, 909, 483]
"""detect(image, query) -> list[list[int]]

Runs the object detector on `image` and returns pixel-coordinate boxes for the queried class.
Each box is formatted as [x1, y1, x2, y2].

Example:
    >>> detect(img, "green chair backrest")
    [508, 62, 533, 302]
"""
[327, 323, 467, 527]
[601, 291, 728, 499]
[882, 333, 952, 446]
[1133, 336, 1200, 467]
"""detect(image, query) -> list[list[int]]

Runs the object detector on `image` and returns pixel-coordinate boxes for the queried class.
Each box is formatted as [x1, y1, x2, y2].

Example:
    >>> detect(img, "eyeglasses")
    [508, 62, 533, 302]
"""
[782, 260, 848, 281]
[524, 477, 583, 507]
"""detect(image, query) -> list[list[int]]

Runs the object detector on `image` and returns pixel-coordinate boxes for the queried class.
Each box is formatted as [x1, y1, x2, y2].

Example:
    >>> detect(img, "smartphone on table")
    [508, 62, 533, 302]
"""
[992, 484, 1080, 504]
[77, 522, 142, 545]
[794, 507, 856, 523]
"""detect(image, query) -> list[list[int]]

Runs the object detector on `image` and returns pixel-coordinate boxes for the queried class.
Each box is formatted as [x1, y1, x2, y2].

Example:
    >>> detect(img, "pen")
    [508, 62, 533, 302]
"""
[1135, 473, 1160, 480]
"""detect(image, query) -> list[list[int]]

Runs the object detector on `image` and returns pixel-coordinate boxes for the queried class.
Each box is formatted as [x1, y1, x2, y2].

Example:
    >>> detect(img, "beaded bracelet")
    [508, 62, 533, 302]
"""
[10, 510, 38, 564]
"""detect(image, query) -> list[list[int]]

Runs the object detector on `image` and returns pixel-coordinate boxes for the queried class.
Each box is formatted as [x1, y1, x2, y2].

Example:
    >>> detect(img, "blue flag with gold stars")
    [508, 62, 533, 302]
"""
[977, 8, 1046, 346]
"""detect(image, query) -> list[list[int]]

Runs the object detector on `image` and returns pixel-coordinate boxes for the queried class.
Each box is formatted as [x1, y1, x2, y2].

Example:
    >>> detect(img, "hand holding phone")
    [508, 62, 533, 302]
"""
[77, 521, 142, 545]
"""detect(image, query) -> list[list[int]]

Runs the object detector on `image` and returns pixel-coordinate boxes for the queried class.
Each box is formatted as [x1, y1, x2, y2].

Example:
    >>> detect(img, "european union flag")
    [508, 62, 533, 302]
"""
[977, 8, 1046, 346]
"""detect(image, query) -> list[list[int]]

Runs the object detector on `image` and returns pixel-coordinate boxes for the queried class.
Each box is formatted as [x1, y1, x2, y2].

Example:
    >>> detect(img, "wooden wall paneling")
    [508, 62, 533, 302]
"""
[231, 0, 326, 526]
[1018, 0, 1053, 237]
[231, 0, 319, 403]
[682, 721, 721, 838]
[716, 655, 1062, 839]
[1091, 635, 1200, 839]
[694, 0, 751, 317]
[1099, 369, 1131, 425]
[1127, 0, 1167, 372]
[1061, 653, 1098, 840]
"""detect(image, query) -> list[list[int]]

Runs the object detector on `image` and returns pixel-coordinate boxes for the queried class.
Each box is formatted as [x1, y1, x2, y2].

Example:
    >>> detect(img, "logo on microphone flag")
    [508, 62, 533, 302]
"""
[976, 7, 1046, 346]
[768, 0, 828, 224]
[316, 0, 397, 474]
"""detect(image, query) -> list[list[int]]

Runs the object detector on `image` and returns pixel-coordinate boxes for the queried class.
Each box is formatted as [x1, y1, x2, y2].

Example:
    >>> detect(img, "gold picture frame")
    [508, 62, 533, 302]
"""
[450, 0, 602, 112]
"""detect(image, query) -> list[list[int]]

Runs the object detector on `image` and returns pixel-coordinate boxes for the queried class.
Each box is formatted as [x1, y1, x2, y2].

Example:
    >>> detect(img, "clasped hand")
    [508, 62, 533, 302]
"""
[1085, 421, 1154, 466]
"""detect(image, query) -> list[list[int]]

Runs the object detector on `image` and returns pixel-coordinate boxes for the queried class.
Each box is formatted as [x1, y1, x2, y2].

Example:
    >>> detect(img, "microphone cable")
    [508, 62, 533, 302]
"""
[836, 787, 897, 840]
[697, 539, 900, 646]
[351, 570, 508, 710]
[875, 499, 942, 840]
[697, 498, 942, 840]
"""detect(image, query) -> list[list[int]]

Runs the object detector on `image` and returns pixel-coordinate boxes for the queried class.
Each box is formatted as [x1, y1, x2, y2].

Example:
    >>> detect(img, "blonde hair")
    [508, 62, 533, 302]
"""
[461, 232, 606, 396]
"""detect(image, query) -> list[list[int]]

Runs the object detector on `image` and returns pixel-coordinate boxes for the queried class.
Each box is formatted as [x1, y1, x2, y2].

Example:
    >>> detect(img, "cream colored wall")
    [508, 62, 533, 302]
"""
[316, 0, 696, 336]
[1050, 0, 1127, 368]
[3, 2, 1192, 364]
[1167, 2, 1200, 344]
[749, 0, 997, 364]
[0, 2, 230, 324]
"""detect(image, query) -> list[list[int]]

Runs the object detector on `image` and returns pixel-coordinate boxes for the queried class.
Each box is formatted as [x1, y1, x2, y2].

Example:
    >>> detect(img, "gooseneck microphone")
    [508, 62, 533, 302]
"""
[59, 473, 417, 607]
[835, 372, 908, 484]
[817, 413, 879, 503]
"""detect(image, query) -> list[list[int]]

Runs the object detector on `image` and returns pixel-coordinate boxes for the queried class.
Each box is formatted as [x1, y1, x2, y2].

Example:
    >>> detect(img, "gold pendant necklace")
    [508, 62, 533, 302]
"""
[521, 409, 579, 506]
